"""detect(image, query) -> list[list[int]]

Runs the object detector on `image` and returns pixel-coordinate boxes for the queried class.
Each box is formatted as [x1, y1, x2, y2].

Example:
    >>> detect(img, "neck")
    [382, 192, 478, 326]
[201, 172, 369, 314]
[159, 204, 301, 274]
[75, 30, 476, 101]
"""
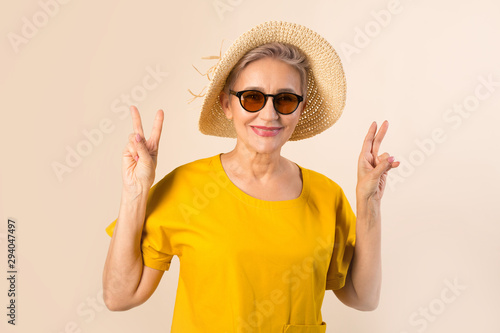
[221, 140, 285, 182]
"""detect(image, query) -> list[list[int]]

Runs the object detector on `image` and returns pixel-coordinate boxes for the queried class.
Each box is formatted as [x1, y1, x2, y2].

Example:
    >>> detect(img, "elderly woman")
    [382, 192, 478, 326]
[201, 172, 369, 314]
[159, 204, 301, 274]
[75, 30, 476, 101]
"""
[103, 21, 399, 332]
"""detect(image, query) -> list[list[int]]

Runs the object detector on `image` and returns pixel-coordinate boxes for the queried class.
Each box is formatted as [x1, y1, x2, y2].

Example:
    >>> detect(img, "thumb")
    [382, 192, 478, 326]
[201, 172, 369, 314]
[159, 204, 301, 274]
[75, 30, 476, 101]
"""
[373, 155, 394, 178]
[134, 133, 151, 161]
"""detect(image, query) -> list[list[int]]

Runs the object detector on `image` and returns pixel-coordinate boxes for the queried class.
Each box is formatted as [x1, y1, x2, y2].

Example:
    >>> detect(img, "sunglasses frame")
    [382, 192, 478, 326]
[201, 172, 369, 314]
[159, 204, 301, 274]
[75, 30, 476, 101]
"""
[229, 89, 304, 115]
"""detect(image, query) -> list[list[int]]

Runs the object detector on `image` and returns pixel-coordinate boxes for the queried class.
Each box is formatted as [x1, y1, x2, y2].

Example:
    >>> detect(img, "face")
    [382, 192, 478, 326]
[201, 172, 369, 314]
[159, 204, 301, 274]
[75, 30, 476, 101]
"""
[220, 57, 305, 155]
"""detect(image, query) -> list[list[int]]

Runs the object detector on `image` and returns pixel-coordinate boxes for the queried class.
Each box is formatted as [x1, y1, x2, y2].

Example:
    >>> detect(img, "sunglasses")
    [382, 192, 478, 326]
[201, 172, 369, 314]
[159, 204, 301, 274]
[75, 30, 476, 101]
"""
[229, 89, 304, 115]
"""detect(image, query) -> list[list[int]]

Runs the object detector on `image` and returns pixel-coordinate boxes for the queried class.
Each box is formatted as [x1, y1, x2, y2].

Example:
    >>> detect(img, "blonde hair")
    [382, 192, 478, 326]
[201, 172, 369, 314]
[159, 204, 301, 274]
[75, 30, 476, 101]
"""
[222, 42, 310, 99]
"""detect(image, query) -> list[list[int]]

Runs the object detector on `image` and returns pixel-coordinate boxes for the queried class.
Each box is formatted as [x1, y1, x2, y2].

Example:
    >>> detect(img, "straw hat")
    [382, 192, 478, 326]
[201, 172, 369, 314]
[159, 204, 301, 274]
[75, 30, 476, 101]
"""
[198, 21, 346, 141]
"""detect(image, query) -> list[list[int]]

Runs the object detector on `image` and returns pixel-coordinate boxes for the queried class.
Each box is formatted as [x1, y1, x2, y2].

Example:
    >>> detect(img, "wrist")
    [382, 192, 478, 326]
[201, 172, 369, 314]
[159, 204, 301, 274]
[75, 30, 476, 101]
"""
[118, 187, 149, 227]
[356, 195, 381, 218]
[121, 184, 149, 204]
[356, 190, 377, 203]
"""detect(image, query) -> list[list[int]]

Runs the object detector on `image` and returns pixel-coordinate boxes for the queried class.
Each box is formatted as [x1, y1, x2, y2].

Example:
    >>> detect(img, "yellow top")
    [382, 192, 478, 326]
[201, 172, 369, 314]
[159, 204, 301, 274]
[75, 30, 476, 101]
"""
[105, 153, 356, 333]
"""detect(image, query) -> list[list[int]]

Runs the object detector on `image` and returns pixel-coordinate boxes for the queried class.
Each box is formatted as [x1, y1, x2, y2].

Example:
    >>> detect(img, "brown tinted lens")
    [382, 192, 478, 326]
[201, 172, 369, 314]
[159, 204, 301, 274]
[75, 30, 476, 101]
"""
[274, 93, 299, 114]
[241, 91, 265, 111]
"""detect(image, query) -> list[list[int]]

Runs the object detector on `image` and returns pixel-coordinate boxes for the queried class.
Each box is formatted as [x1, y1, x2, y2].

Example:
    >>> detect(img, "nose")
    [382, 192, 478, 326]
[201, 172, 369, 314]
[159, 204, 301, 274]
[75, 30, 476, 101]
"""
[258, 96, 279, 121]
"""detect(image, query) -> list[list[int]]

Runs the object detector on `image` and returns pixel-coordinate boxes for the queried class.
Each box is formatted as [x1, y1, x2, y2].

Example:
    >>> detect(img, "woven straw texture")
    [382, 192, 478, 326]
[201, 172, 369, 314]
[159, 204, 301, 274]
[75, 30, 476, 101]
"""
[199, 21, 346, 141]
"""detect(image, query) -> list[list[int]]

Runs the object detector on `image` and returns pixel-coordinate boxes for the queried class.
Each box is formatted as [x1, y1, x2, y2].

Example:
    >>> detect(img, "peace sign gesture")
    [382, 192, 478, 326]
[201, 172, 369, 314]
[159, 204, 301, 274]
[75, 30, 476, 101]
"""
[122, 106, 164, 195]
[356, 121, 400, 202]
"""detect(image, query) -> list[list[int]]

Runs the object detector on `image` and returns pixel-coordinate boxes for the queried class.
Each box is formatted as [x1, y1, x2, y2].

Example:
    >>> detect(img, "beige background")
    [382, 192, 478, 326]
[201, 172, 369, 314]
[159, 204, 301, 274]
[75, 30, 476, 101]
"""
[1, 0, 499, 332]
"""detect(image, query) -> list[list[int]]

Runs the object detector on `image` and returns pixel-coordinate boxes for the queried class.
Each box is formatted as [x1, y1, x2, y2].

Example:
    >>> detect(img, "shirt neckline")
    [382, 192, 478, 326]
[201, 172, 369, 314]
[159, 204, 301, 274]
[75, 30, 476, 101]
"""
[210, 153, 310, 209]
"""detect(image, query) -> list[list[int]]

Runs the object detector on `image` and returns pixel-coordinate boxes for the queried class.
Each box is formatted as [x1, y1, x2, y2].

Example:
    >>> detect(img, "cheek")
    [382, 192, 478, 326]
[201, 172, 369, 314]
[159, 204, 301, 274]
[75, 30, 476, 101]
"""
[225, 100, 241, 120]
[287, 113, 301, 128]
[232, 108, 255, 126]
[291, 108, 303, 126]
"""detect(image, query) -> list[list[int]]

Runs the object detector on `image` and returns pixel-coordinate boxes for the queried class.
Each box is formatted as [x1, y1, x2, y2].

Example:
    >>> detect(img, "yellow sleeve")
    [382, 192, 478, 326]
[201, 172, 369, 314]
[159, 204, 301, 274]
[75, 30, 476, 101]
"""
[104, 178, 175, 271]
[325, 186, 356, 290]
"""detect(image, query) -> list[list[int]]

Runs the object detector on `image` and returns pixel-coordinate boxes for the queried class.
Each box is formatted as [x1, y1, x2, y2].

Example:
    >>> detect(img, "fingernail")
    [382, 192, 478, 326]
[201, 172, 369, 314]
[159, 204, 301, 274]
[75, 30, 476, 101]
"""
[388, 156, 395, 163]
[136, 133, 141, 142]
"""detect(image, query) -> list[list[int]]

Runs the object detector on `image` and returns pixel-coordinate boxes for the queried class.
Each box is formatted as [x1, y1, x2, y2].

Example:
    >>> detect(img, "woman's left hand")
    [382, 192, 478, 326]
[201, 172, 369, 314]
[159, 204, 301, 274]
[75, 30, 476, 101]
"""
[356, 120, 400, 202]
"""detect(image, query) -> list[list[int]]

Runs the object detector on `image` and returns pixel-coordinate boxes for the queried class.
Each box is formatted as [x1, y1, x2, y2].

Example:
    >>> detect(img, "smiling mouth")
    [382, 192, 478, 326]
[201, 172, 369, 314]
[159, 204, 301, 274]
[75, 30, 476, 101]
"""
[251, 126, 283, 137]
[252, 126, 282, 130]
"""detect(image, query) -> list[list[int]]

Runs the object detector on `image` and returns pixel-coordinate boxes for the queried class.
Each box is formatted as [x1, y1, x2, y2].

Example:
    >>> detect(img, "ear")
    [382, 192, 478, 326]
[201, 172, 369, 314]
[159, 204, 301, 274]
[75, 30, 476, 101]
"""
[219, 91, 233, 120]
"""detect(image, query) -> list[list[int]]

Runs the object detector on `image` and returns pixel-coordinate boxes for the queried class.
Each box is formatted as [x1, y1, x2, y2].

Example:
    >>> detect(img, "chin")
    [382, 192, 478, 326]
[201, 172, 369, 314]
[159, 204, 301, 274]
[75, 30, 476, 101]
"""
[248, 136, 288, 155]
[235, 125, 293, 154]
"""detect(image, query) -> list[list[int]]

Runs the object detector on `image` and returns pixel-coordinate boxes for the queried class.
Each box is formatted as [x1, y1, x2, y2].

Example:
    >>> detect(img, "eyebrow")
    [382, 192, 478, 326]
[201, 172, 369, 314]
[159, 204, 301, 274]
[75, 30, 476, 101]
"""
[243, 86, 299, 94]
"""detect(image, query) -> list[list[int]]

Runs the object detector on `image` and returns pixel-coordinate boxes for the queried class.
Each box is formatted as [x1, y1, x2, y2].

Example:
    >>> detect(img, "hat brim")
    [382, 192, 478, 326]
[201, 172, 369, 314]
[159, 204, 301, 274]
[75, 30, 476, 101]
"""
[199, 21, 346, 141]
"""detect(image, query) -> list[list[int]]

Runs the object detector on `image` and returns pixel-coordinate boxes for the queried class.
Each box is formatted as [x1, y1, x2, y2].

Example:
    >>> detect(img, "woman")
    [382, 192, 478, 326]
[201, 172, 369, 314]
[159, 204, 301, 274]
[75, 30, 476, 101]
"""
[103, 21, 399, 332]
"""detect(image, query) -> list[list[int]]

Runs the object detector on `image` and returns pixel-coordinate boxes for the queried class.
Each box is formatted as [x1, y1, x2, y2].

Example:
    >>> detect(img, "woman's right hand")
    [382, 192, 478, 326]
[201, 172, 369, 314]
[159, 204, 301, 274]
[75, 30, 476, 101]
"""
[122, 105, 164, 196]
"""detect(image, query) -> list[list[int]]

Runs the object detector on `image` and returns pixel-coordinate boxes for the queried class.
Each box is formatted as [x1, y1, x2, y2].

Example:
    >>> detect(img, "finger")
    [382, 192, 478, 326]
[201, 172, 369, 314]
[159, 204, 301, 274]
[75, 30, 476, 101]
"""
[361, 121, 377, 155]
[376, 152, 390, 166]
[130, 105, 145, 138]
[123, 142, 138, 162]
[148, 109, 164, 147]
[377, 153, 401, 169]
[134, 132, 151, 161]
[373, 154, 394, 178]
[372, 120, 389, 157]
[125, 133, 139, 161]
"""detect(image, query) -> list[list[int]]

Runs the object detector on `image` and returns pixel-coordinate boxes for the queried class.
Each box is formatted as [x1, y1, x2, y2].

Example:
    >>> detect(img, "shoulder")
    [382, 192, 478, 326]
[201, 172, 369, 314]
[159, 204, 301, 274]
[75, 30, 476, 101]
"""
[161, 154, 217, 178]
[297, 164, 351, 208]
[172, 154, 216, 175]
[300, 164, 343, 192]
[150, 154, 219, 194]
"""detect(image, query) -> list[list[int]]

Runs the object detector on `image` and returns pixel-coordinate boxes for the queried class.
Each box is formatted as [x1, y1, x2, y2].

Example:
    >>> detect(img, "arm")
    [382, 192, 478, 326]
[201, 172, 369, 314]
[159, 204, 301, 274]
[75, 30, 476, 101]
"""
[102, 189, 164, 311]
[333, 198, 381, 311]
[333, 120, 399, 311]
[102, 106, 165, 311]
